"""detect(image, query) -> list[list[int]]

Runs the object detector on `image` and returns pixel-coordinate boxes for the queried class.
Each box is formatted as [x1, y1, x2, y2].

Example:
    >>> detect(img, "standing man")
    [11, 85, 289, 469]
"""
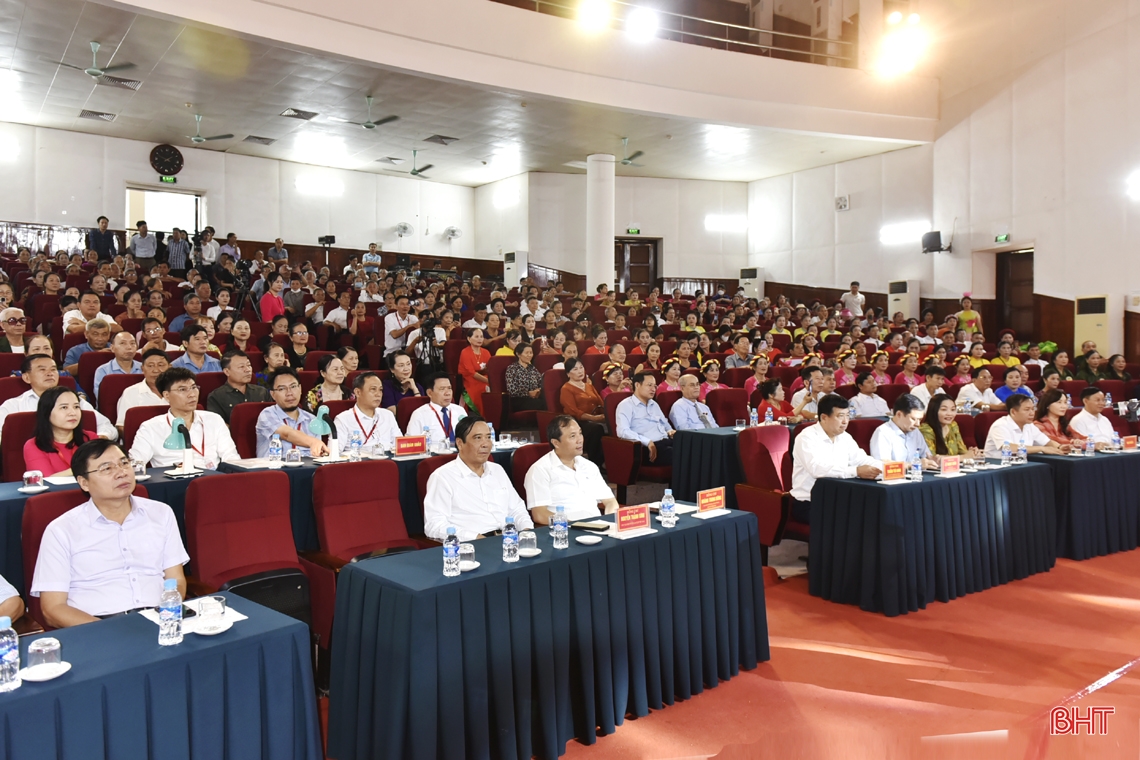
[267, 238, 289, 263]
[383, 295, 418, 357]
[256, 367, 329, 458]
[362, 243, 382, 275]
[129, 220, 157, 271]
[334, 372, 401, 451]
[524, 415, 618, 524]
[92, 331, 141, 402]
[615, 373, 675, 465]
[840, 281, 865, 318]
[198, 229, 219, 269]
[205, 351, 270, 423]
[789, 396, 882, 524]
[90, 216, 117, 260]
[166, 228, 191, 279]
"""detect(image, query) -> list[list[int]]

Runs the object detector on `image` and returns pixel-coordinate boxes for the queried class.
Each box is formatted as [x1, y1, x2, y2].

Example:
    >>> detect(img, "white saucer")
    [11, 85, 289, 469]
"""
[575, 535, 603, 545]
[283, 461, 303, 468]
[194, 620, 233, 636]
[133, 474, 151, 481]
[459, 560, 480, 572]
[518, 548, 542, 558]
[732, 426, 745, 432]
[19, 661, 71, 681]
[17, 485, 49, 494]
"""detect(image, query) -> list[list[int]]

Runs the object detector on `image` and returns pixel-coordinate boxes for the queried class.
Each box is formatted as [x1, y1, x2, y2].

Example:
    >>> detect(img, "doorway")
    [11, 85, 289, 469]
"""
[125, 187, 204, 237]
[996, 249, 1034, 340]
[614, 239, 659, 296]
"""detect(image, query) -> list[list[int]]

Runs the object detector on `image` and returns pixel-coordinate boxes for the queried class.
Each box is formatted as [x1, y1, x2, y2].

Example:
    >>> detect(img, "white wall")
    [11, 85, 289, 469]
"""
[0, 122, 477, 258]
[474, 173, 529, 261]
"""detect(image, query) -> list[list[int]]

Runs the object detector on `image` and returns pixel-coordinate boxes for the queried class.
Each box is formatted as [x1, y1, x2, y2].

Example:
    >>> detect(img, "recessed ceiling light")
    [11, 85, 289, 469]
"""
[626, 7, 659, 42]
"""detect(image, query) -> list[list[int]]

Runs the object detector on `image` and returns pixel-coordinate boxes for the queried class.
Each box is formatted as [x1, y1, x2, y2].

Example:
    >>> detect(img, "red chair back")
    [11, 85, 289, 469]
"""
[417, 453, 457, 520]
[737, 426, 792, 491]
[228, 402, 274, 458]
[543, 369, 568, 414]
[396, 396, 430, 434]
[722, 367, 752, 388]
[3, 411, 96, 482]
[1059, 380, 1088, 399]
[972, 412, 1004, 449]
[1095, 379, 1128, 400]
[510, 442, 550, 500]
[954, 414, 977, 449]
[656, 390, 682, 419]
[604, 390, 633, 431]
[877, 384, 909, 408]
[122, 405, 169, 451]
[0, 354, 23, 377]
[0, 376, 28, 405]
[195, 372, 226, 403]
[98, 373, 140, 420]
[312, 461, 416, 560]
[303, 351, 337, 371]
[78, 351, 111, 399]
[846, 418, 885, 455]
[706, 388, 747, 427]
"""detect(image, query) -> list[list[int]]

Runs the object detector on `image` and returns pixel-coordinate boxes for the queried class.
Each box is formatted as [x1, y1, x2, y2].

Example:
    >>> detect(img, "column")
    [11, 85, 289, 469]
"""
[585, 153, 616, 293]
[858, 0, 883, 71]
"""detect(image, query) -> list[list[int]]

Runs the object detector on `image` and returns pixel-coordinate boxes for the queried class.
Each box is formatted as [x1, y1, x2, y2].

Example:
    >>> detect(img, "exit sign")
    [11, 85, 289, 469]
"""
[995, 233, 1009, 243]
[627, 228, 640, 235]
[159, 175, 177, 184]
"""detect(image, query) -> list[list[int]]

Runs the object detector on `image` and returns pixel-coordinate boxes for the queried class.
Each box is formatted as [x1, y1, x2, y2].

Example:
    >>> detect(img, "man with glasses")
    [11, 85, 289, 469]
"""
[92, 331, 141, 402]
[129, 367, 238, 469]
[138, 317, 180, 353]
[31, 439, 189, 627]
[116, 349, 170, 430]
[206, 350, 270, 423]
[0, 307, 27, 353]
[171, 324, 221, 374]
[255, 367, 329, 458]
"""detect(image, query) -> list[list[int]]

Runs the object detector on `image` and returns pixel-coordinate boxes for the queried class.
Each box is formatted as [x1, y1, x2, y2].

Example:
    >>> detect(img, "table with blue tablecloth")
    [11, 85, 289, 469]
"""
[327, 508, 769, 760]
[809, 463, 1056, 616]
[0, 592, 322, 760]
[671, 427, 745, 510]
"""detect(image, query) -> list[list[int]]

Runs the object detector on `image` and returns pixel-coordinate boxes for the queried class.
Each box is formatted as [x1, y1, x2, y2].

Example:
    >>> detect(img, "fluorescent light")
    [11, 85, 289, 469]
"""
[292, 132, 347, 165]
[626, 7, 659, 42]
[492, 184, 520, 209]
[295, 173, 344, 197]
[907, 13, 921, 24]
[887, 11, 902, 24]
[1127, 170, 1140, 200]
[879, 221, 931, 245]
[0, 134, 19, 163]
[705, 214, 749, 233]
[704, 125, 750, 157]
[578, 0, 612, 31]
[878, 19, 927, 76]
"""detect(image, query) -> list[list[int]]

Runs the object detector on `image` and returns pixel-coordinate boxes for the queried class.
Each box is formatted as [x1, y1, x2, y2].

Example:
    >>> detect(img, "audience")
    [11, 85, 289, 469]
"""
[171, 324, 221, 374]
[983, 395, 1065, 458]
[255, 367, 329, 458]
[92, 330, 140, 402]
[305, 354, 352, 412]
[334, 372, 400, 452]
[869, 394, 937, 466]
[117, 349, 170, 428]
[1068, 387, 1116, 445]
[206, 351, 270, 423]
[616, 373, 675, 465]
[24, 386, 97, 475]
[789, 395, 881, 524]
[63, 291, 119, 334]
[524, 415, 618, 524]
[63, 318, 112, 378]
[558, 358, 605, 463]
[920, 395, 980, 458]
[381, 350, 424, 412]
[406, 373, 467, 447]
[129, 367, 239, 469]
[1033, 389, 1086, 447]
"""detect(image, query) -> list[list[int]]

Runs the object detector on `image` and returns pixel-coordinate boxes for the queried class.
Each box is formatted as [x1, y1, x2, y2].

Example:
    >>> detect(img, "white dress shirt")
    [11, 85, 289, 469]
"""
[383, 312, 418, 356]
[406, 402, 467, 446]
[840, 291, 865, 317]
[983, 416, 1051, 458]
[61, 309, 116, 329]
[324, 306, 350, 331]
[0, 573, 17, 605]
[957, 383, 1003, 408]
[523, 450, 614, 521]
[1069, 409, 1116, 443]
[461, 318, 487, 331]
[790, 423, 882, 502]
[30, 496, 189, 617]
[334, 405, 401, 451]
[0, 388, 116, 443]
[116, 379, 168, 426]
[199, 238, 219, 265]
[129, 411, 239, 469]
[869, 419, 931, 462]
[909, 383, 946, 412]
[849, 393, 890, 418]
[423, 457, 533, 541]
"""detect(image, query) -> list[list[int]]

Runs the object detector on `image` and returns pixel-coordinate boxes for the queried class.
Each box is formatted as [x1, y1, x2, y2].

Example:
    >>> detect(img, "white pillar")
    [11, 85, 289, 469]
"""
[585, 154, 616, 292]
[858, 0, 883, 71]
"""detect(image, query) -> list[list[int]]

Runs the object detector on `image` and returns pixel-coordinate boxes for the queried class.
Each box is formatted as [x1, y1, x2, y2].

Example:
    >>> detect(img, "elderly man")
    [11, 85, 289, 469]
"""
[423, 416, 533, 542]
[63, 317, 112, 380]
[616, 373, 675, 465]
[92, 330, 140, 401]
[168, 293, 203, 332]
[267, 238, 288, 262]
[129, 220, 158, 270]
[957, 367, 1005, 411]
[63, 291, 119, 334]
[869, 394, 938, 467]
[1068, 386, 1116, 445]
[984, 394, 1064, 458]
[524, 415, 618, 524]
[724, 333, 753, 369]
[669, 374, 716, 431]
[0, 307, 27, 353]
[31, 440, 188, 626]
[206, 351, 270, 423]
[116, 349, 169, 429]
[130, 368, 239, 469]
[255, 367, 329, 458]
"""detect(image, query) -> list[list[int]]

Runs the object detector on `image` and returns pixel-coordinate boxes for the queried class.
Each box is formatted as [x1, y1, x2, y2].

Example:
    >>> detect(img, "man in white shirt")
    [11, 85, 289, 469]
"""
[129, 367, 239, 469]
[198, 229, 219, 267]
[461, 303, 489, 331]
[956, 367, 1005, 411]
[790, 395, 881, 524]
[669, 374, 716, 430]
[324, 291, 352, 333]
[406, 373, 467, 447]
[31, 439, 188, 626]
[849, 372, 891, 418]
[0, 572, 22, 623]
[909, 365, 947, 412]
[840, 281, 865, 318]
[117, 349, 170, 428]
[525, 416, 618, 523]
[983, 395, 1064, 458]
[0, 354, 116, 442]
[520, 296, 546, 321]
[334, 372, 401, 453]
[1023, 344, 1049, 369]
[869, 394, 937, 466]
[62, 291, 119, 335]
[1069, 387, 1116, 445]
[383, 295, 419, 356]
[423, 416, 533, 542]
[791, 367, 839, 420]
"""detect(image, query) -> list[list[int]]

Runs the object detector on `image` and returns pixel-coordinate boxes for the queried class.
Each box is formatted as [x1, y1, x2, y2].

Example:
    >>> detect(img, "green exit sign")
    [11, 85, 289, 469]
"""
[627, 228, 640, 235]
[159, 175, 177, 184]
[995, 233, 1009, 243]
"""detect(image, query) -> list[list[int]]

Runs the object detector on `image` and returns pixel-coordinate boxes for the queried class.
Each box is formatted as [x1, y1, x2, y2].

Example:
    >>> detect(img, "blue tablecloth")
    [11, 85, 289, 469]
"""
[0, 592, 321, 760]
[809, 463, 1056, 616]
[327, 509, 769, 760]
[671, 427, 744, 510]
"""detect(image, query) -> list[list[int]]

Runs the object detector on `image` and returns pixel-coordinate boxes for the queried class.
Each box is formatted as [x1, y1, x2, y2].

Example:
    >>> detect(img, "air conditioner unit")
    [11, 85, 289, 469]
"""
[1075, 296, 1109, 353]
[739, 267, 763, 300]
[887, 280, 920, 320]
[503, 251, 528, 289]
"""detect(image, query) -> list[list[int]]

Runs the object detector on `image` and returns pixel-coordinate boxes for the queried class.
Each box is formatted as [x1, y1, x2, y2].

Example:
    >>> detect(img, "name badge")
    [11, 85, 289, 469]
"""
[617, 504, 651, 532]
[394, 435, 427, 455]
[939, 456, 960, 475]
[1124, 436, 1138, 451]
[697, 486, 725, 512]
[881, 461, 906, 481]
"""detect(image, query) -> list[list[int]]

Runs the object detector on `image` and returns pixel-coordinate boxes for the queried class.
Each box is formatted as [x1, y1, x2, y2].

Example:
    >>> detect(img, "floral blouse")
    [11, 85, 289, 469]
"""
[505, 362, 542, 398]
[919, 422, 969, 456]
[305, 384, 353, 413]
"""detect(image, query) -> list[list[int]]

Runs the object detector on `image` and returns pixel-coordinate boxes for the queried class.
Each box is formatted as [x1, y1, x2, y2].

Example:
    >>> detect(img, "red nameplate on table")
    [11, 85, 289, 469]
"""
[617, 504, 651, 532]
[1124, 436, 1138, 451]
[697, 486, 726, 512]
[394, 436, 427, 456]
[940, 456, 960, 476]
[881, 461, 906, 481]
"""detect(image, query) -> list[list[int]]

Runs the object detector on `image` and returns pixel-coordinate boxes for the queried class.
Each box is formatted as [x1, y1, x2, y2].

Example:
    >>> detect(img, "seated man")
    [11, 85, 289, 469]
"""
[117, 349, 170, 429]
[993, 366, 1034, 404]
[129, 367, 239, 469]
[205, 350, 270, 423]
[790, 366, 827, 419]
[524, 415, 619, 524]
[92, 330, 140, 402]
[909, 365, 946, 412]
[724, 333, 753, 369]
[334, 371, 401, 451]
[956, 367, 1005, 411]
[0, 353, 116, 442]
[869, 393, 938, 467]
[983, 394, 1065, 458]
[789, 395, 882, 524]
[615, 373, 675, 465]
[668, 373, 716, 430]
[63, 317, 112, 379]
[168, 292, 203, 333]
[30, 439, 188, 626]
[255, 367, 329, 458]
[423, 415, 533, 542]
[1068, 386, 1115, 445]
[171, 323, 221, 374]
[406, 372, 467, 447]
[139, 317, 180, 353]
[848, 372, 891, 418]
[0, 572, 23, 623]
[62, 290, 120, 335]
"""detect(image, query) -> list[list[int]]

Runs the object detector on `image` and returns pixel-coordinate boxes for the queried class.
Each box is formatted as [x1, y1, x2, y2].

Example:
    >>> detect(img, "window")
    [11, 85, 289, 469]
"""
[125, 187, 203, 236]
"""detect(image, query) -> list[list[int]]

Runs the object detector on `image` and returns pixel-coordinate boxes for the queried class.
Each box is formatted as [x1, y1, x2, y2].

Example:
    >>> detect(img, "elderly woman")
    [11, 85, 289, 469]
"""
[305, 354, 353, 412]
[505, 343, 544, 411]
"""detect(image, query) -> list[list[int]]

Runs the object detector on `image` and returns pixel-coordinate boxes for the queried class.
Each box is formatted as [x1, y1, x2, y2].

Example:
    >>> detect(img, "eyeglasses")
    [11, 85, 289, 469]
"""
[87, 457, 132, 477]
[292, 331, 309, 337]
[273, 383, 302, 393]
[3, 318, 26, 326]
[169, 384, 200, 394]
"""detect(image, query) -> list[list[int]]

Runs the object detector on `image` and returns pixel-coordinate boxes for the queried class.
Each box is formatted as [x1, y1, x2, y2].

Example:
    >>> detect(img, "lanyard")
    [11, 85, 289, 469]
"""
[352, 406, 380, 444]
[431, 405, 453, 440]
[168, 414, 205, 457]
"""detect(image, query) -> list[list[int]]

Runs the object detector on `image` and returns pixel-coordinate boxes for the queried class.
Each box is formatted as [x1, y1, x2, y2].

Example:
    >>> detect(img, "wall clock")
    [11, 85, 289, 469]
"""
[150, 144, 184, 175]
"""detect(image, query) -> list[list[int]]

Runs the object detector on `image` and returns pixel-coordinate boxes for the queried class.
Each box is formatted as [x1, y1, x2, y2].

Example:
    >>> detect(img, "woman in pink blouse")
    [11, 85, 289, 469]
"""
[23, 386, 97, 476]
[656, 358, 683, 396]
[834, 350, 858, 386]
[698, 360, 724, 401]
[869, 351, 893, 386]
[946, 355, 973, 386]
[895, 353, 922, 388]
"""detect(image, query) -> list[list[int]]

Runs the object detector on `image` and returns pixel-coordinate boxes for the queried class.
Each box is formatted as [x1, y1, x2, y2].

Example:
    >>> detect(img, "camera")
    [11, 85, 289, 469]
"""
[318, 235, 336, 246]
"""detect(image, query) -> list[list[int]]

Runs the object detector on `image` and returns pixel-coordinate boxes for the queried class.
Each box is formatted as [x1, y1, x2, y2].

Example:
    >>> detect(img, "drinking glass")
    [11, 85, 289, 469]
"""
[27, 637, 61, 669]
[519, 530, 538, 554]
[197, 595, 227, 632]
[499, 432, 512, 446]
[131, 459, 147, 478]
[735, 419, 746, 429]
[285, 448, 302, 466]
[459, 543, 476, 570]
[22, 470, 43, 489]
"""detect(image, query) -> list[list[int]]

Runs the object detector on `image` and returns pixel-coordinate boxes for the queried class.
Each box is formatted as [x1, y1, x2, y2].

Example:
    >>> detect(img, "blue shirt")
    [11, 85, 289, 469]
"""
[668, 397, 716, 431]
[362, 252, 382, 273]
[64, 342, 100, 369]
[994, 385, 1033, 403]
[171, 353, 221, 375]
[615, 395, 673, 445]
[92, 358, 141, 401]
[168, 312, 197, 332]
[869, 419, 931, 462]
[255, 405, 316, 457]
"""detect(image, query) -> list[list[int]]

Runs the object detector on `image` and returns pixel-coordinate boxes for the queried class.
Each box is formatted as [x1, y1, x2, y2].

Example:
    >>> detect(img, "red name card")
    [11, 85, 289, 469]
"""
[617, 504, 651, 532]
[1124, 436, 1138, 451]
[881, 461, 906, 481]
[697, 486, 726, 512]
[394, 435, 427, 456]
[940, 456, 960, 476]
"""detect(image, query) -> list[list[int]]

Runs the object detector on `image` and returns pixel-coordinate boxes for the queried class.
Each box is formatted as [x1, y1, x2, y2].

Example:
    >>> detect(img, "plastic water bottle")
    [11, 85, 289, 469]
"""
[1106, 392, 1114, 409]
[1113, 431, 1122, 451]
[502, 516, 519, 562]
[764, 407, 774, 425]
[910, 453, 923, 482]
[422, 424, 433, 452]
[1001, 442, 1012, 467]
[749, 406, 759, 428]
[552, 506, 569, 550]
[347, 430, 362, 462]
[1018, 436, 1027, 464]
[487, 423, 496, 446]
[267, 434, 283, 468]
[442, 527, 460, 577]
[0, 617, 19, 692]
[661, 488, 677, 528]
[158, 578, 183, 646]
[1067, 393, 1074, 407]
[1085, 437, 1096, 457]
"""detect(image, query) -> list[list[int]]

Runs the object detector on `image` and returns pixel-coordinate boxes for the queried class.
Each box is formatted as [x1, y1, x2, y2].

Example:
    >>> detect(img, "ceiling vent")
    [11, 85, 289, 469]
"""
[280, 108, 318, 120]
[563, 160, 588, 169]
[375, 156, 405, 165]
[423, 134, 458, 146]
[97, 75, 141, 91]
[78, 109, 116, 122]
[243, 135, 277, 146]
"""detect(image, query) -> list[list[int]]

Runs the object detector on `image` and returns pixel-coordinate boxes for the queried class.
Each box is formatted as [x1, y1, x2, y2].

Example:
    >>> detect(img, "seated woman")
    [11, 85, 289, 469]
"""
[743, 353, 770, 398]
[1076, 350, 1107, 384]
[284, 322, 310, 370]
[754, 379, 801, 423]
[338, 345, 360, 372]
[834, 350, 858, 386]
[382, 350, 424, 412]
[1104, 354, 1131, 383]
[606, 342, 633, 373]
[23, 386, 96, 476]
[966, 342, 989, 369]
[656, 358, 683, 396]
[116, 290, 146, 326]
[505, 343, 544, 411]
[895, 352, 922, 388]
[698, 360, 723, 402]
[258, 314, 290, 354]
[229, 318, 256, 355]
[946, 355, 973, 386]
[496, 329, 523, 357]
[484, 313, 504, 341]
[695, 332, 714, 364]
[681, 312, 705, 334]
[254, 342, 288, 387]
[869, 351, 893, 386]
[600, 362, 632, 399]
[559, 357, 606, 464]
[919, 395, 981, 459]
[1048, 350, 1076, 381]
[674, 341, 696, 371]
[1036, 367, 1061, 398]
[305, 354, 353, 412]
[1034, 389, 1087, 446]
[634, 342, 662, 375]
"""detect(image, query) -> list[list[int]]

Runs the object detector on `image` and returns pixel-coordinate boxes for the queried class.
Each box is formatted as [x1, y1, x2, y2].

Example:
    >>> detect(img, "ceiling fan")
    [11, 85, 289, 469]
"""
[328, 96, 398, 130]
[385, 149, 433, 179]
[186, 114, 233, 144]
[620, 137, 644, 167]
[46, 41, 135, 79]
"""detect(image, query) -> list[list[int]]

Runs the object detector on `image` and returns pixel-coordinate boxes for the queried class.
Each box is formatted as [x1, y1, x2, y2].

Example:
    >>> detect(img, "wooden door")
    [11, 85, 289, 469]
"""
[615, 239, 657, 296]
[997, 250, 1034, 340]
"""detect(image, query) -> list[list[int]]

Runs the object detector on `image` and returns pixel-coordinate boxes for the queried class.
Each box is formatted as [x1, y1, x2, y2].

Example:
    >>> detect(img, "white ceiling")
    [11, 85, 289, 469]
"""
[0, 0, 920, 187]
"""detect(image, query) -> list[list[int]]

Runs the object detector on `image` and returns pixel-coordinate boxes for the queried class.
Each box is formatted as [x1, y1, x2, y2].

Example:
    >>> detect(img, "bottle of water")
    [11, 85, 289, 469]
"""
[267, 434, 283, 468]
[1106, 392, 1114, 409]
[764, 407, 774, 425]
[1018, 436, 1027, 464]
[1067, 393, 1074, 407]
[423, 424, 433, 452]
[1113, 431, 1122, 451]
[0, 616, 19, 693]
[749, 406, 759, 428]
[1086, 437, 1096, 457]
[910, 453, 923, 482]
[552, 506, 569, 549]
[442, 527, 460, 577]
[158, 578, 183, 646]
[1001, 442, 1012, 466]
[347, 430, 362, 462]
[502, 516, 519, 562]
[487, 423, 496, 446]
[661, 488, 677, 528]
